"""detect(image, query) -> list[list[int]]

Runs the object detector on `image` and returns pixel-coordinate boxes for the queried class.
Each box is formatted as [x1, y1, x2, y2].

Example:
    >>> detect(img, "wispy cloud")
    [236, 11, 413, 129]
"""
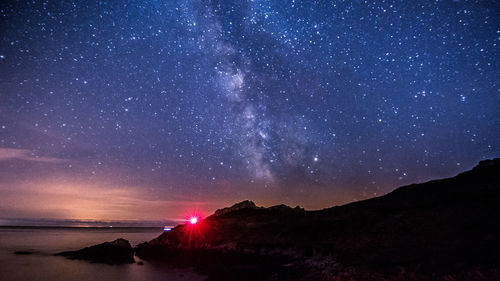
[0, 147, 66, 163]
[0, 180, 220, 222]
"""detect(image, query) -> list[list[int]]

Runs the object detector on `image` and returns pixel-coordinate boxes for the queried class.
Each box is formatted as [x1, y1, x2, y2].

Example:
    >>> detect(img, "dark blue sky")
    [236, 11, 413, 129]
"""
[0, 0, 498, 222]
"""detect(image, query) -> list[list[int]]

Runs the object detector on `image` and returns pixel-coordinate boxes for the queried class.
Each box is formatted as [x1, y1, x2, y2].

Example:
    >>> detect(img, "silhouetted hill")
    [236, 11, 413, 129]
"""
[136, 159, 500, 280]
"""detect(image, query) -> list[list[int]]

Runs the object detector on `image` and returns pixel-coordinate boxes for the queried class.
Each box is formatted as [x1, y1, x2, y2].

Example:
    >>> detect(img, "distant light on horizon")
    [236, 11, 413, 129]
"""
[189, 217, 198, 225]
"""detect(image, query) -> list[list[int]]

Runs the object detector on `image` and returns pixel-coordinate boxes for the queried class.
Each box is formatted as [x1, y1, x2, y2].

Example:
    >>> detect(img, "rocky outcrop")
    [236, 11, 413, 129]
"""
[213, 200, 258, 216]
[136, 159, 500, 280]
[473, 158, 500, 170]
[212, 200, 304, 218]
[56, 238, 134, 265]
[14, 251, 37, 255]
[268, 204, 304, 211]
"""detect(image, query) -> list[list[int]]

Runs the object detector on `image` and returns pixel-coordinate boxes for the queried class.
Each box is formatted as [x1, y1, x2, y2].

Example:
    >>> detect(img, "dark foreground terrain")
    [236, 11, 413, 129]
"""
[134, 159, 500, 280]
[61, 159, 500, 280]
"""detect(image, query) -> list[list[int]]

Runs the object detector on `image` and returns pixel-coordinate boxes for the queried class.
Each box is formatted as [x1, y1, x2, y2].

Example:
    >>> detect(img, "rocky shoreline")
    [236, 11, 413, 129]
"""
[57, 159, 500, 280]
[56, 238, 135, 265]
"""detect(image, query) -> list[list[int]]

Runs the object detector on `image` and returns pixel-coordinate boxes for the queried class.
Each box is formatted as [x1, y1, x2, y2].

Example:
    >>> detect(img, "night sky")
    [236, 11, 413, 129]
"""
[0, 1, 498, 224]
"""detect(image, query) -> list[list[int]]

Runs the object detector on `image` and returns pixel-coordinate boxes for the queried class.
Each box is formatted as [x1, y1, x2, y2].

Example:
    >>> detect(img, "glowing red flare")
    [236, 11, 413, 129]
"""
[189, 217, 198, 224]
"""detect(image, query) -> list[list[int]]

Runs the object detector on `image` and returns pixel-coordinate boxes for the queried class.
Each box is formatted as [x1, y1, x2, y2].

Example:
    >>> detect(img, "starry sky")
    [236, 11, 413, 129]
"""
[0, 0, 498, 224]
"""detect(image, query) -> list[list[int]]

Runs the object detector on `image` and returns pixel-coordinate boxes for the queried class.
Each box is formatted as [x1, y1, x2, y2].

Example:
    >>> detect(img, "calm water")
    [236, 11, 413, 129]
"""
[0, 227, 205, 281]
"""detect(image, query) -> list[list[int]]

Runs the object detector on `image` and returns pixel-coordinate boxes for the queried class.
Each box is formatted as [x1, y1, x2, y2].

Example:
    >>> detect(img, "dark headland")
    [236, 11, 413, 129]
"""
[56, 238, 135, 265]
[65, 159, 500, 280]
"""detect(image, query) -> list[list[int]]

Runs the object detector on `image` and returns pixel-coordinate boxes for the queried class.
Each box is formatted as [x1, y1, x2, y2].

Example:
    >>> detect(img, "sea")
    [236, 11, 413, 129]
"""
[0, 226, 205, 281]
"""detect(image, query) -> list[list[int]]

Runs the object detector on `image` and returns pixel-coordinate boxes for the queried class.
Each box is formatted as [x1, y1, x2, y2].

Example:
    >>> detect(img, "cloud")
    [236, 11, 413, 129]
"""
[0, 180, 220, 222]
[0, 147, 66, 163]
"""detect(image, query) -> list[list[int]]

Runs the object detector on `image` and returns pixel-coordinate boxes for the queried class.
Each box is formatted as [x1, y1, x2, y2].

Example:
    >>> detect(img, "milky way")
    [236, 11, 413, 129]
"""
[0, 1, 498, 221]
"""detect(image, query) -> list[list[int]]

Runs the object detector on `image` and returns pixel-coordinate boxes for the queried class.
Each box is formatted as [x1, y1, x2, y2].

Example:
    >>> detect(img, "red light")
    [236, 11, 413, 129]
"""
[189, 217, 198, 224]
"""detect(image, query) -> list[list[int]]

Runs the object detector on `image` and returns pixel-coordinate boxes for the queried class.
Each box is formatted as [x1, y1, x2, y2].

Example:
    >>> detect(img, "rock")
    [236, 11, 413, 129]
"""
[268, 204, 304, 211]
[213, 200, 257, 216]
[56, 238, 134, 264]
[268, 204, 292, 210]
[473, 158, 500, 170]
[14, 251, 37, 255]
